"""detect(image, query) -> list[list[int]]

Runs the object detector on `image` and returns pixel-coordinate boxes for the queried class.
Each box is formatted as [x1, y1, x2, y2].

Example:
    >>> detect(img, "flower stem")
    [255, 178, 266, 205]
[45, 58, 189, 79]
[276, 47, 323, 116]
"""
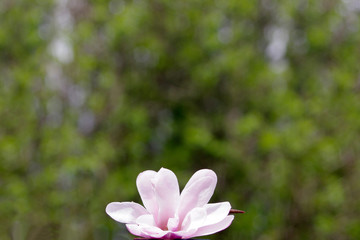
[229, 209, 245, 214]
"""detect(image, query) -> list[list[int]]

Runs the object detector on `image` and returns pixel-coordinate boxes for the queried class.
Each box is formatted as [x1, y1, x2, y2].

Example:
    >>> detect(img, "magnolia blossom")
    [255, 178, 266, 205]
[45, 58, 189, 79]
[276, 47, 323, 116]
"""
[106, 168, 234, 239]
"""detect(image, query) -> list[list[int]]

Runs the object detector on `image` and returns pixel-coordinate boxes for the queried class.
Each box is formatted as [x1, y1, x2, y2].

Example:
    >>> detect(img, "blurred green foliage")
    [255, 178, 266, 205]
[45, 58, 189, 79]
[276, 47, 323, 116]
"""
[1, 0, 360, 239]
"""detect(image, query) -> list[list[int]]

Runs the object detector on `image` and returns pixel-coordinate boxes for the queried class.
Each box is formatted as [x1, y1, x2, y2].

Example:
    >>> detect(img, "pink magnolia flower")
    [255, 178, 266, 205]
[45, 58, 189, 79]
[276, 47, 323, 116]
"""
[106, 168, 234, 239]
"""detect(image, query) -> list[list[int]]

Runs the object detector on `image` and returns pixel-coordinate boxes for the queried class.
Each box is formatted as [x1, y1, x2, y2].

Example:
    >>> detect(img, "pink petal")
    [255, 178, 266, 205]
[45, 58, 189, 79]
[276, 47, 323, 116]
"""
[169, 207, 208, 239]
[174, 229, 197, 239]
[162, 232, 183, 239]
[105, 202, 148, 224]
[191, 215, 234, 238]
[136, 170, 158, 216]
[139, 225, 169, 238]
[126, 224, 151, 238]
[127, 223, 169, 239]
[177, 175, 217, 223]
[203, 202, 231, 226]
[167, 217, 179, 231]
[183, 169, 217, 191]
[136, 214, 156, 226]
[181, 207, 207, 236]
[153, 168, 180, 229]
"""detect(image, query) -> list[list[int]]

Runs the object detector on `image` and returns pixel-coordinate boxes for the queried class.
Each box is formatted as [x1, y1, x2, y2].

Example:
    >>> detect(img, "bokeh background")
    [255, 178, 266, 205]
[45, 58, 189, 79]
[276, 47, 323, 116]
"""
[1, 0, 360, 239]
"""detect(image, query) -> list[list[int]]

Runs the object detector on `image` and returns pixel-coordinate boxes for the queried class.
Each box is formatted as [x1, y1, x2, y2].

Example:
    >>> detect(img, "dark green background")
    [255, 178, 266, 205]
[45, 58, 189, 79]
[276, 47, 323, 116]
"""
[1, 0, 360, 239]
